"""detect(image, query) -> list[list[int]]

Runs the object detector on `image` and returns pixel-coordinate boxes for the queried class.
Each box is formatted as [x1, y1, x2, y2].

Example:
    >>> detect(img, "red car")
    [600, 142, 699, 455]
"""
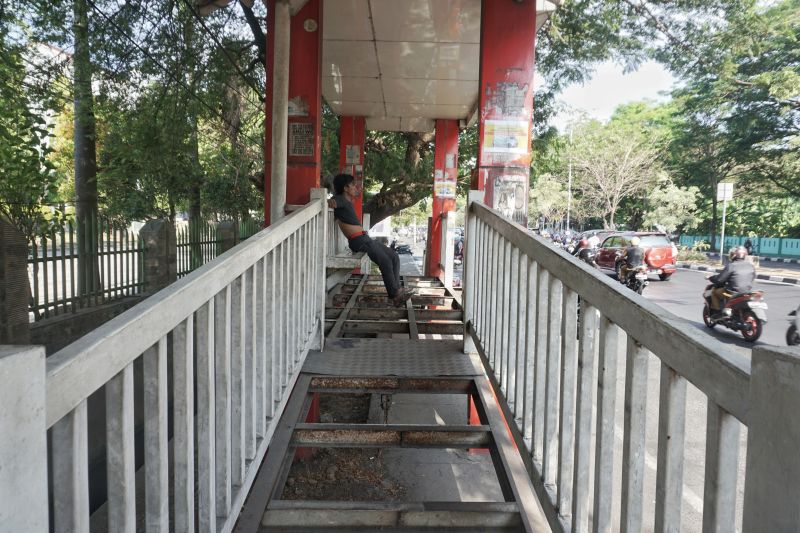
[595, 232, 678, 281]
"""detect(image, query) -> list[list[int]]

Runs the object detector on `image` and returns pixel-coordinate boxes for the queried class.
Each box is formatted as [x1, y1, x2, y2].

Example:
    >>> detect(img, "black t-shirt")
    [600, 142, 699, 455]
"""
[332, 194, 360, 226]
[626, 246, 644, 267]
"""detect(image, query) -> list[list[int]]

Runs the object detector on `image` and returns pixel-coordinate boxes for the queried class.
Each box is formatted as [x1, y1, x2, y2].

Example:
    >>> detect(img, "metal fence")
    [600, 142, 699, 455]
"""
[27, 214, 145, 321]
[176, 220, 220, 278]
[463, 194, 800, 532]
[176, 219, 263, 278]
[679, 234, 800, 257]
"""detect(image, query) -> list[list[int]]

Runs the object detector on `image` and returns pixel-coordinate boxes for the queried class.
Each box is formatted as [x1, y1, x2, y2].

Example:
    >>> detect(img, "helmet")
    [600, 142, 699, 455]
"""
[579, 238, 589, 248]
[729, 246, 747, 261]
[630, 236, 641, 246]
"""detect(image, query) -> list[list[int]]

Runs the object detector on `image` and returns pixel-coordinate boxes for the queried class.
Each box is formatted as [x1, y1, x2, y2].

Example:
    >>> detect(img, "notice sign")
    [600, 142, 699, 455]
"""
[482, 120, 529, 154]
[717, 182, 734, 201]
[434, 181, 456, 199]
[345, 145, 360, 165]
[289, 122, 314, 157]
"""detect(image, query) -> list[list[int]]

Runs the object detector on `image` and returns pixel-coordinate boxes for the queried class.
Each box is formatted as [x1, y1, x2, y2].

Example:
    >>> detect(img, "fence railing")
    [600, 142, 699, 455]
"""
[3, 191, 327, 532]
[679, 234, 800, 257]
[27, 214, 145, 321]
[463, 194, 800, 532]
[176, 220, 220, 278]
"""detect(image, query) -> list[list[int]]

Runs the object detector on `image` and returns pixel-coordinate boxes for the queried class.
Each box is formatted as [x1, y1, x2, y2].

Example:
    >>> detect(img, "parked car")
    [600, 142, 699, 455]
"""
[595, 232, 678, 281]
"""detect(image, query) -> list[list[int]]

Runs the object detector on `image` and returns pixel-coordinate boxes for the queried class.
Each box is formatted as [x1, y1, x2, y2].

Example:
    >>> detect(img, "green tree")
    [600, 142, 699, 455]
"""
[0, 29, 59, 240]
[643, 182, 700, 233]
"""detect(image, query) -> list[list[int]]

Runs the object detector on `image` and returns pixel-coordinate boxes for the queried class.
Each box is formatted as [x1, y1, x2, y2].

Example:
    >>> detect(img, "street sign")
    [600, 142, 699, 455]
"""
[717, 182, 734, 201]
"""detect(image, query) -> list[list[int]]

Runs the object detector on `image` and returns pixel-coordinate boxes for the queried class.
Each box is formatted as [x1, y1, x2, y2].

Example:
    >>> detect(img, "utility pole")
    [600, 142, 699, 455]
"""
[566, 126, 573, 230]
[717, 182, 733, 263]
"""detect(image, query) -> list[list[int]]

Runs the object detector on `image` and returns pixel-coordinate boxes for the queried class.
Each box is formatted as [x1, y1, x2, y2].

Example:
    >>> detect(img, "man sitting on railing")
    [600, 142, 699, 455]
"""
[328, 173, 414, 307]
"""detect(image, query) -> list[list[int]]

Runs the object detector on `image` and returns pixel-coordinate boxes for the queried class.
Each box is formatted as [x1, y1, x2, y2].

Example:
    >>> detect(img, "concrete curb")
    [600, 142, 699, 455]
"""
[677, 262, 800, 285]
[704, 252, 800, 264]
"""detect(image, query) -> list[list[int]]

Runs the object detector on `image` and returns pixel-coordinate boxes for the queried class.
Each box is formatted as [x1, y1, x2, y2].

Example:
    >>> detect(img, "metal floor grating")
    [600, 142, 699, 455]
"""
[304, 338, 478, 376]
[325, 273, 463, 340]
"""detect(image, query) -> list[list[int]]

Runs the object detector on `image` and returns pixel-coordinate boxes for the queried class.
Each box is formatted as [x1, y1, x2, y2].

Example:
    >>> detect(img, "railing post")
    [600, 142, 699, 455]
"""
[463, 191, 483, 354]
[742, 345, 800, 531]
[0, 346, 47, 531]
[0, 220, 31, 343]
[439, 211, 455, 288]
[311, 189, 327, 351]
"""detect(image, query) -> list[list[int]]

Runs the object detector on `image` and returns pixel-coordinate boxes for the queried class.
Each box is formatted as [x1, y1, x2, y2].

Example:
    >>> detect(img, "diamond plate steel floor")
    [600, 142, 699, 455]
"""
[304, 338, 479, 377]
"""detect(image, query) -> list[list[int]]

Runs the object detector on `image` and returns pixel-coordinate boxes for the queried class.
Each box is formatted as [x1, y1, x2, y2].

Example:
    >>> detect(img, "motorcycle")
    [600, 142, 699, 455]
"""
[395, 244, 412, 255]
[787, 305, 800, 346]
[575, 246, 598, 269]
[702, 283, 767, 342]
[623, 264, 649, 295]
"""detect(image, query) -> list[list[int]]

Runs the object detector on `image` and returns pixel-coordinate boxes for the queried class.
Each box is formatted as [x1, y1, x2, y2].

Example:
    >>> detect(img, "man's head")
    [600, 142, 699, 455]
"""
[333, 173, 355, 195]
[630, 236, 641, 246]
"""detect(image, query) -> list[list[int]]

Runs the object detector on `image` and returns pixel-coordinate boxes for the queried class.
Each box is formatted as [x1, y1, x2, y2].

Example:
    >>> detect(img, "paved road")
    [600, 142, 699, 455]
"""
[639, 268, 799, 351]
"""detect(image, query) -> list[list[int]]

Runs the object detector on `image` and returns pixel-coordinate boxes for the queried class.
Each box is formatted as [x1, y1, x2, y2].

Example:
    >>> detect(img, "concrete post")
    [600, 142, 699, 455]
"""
[263, 0, 276, 225]
[0, 220, 30, 344]
[217, 220, 239, 255]
[310, 188, 327, 351]
[270, 0, 291, 225]
[0, 346, 47, 532]
[742, 345, 800, 531]
[439, 211, 455, 288]
[462, 190, 483, 355]
[139, 220, 176, 293]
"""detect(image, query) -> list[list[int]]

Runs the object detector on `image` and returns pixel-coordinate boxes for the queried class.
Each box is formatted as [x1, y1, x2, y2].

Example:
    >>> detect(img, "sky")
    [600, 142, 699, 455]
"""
[548, 60, 676, 132]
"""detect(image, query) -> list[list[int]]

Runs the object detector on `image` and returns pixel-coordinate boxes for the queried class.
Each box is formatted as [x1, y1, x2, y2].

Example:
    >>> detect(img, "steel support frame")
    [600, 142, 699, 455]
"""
[235, 370, 546, 531]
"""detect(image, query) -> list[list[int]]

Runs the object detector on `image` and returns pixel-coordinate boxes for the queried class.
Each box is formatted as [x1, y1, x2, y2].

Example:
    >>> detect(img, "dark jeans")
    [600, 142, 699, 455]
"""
[349, 235, 401, 298]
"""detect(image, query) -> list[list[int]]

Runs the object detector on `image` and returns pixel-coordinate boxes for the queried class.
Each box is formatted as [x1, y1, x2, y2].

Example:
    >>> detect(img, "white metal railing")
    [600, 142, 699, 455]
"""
[0, 192, 327, 532]
[462, 193, 800, 533]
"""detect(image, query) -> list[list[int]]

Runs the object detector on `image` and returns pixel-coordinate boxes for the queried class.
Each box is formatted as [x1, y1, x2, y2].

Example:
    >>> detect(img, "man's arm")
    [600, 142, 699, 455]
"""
[711, 265, 733, 285]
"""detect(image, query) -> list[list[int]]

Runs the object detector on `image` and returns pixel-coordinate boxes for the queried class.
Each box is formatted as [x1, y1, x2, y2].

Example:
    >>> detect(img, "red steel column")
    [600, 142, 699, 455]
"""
[338, 116, 366, 219]
[263, 0, 275, 225]
[426, 119, 459, 278]
[475, 0, 537, 226]
[285, 0, 322, 207]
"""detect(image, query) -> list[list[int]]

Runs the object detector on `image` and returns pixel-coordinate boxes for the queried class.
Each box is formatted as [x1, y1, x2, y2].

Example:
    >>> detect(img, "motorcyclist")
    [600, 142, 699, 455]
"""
[619, 236, 645, 282]
[709, 246, 756, 319]
[572, 238, 590, 256]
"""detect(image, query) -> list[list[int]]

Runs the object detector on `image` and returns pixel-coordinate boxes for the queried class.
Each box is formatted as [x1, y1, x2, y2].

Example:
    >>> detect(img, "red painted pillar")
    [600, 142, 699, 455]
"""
[426, 119, 459, 278]
[475, 0, 537, 226]
[338, 116, 366, 219]
[285, 0, 322, 207]
[263, 0, 276, 226]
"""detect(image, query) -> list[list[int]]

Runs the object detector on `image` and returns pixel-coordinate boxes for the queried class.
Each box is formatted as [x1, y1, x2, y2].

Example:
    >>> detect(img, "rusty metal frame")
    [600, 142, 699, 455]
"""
[234, 367, 548, 532]
[328, 274, 368, 338]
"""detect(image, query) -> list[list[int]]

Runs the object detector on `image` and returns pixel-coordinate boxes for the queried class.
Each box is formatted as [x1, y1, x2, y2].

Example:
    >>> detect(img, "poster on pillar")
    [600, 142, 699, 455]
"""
[488, 167, 529, 226]
[288, 119, 316, 159]
[433, 167, 457, 199]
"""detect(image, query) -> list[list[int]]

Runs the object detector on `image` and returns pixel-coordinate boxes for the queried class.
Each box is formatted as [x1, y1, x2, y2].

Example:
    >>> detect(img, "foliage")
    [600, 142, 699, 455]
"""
[529, 173, 570, 226]
[0, 29, 60, 239]
[642, 182, 700, 233]
[569, 119, 663, 228]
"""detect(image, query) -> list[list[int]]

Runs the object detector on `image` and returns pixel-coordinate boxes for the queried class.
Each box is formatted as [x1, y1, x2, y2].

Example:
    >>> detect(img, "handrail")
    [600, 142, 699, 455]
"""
[41, 191, 328, 533]
[463, 196, 761, 533]
[47, 199, 324, 428]
[469, 201, 751, 422]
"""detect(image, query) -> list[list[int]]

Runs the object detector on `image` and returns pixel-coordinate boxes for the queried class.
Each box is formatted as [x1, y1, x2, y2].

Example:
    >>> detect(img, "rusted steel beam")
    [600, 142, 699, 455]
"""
[337, 321, 463, 335]
[291, 423, 492, 448]
[344, 308, 463, 321]
[309, 376, 474, 394]
[262, 509, 522, 529]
